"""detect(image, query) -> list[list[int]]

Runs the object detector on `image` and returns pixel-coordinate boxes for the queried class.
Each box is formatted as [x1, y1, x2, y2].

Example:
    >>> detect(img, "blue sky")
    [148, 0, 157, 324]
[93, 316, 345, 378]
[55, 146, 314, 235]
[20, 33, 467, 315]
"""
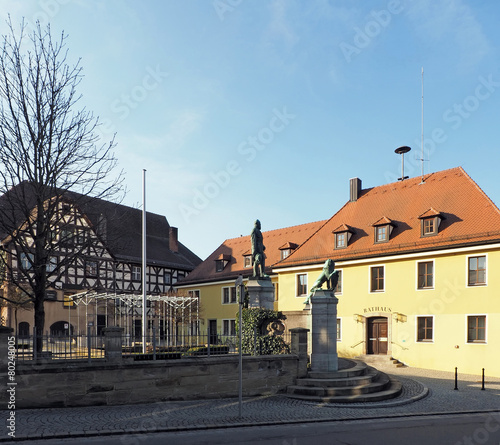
[2, 0, 500, 259]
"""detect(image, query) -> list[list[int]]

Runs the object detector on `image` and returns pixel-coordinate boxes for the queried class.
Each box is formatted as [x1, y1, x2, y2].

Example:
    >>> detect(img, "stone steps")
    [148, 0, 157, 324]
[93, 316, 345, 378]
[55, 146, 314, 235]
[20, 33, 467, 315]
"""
[286, 359, 402, 403]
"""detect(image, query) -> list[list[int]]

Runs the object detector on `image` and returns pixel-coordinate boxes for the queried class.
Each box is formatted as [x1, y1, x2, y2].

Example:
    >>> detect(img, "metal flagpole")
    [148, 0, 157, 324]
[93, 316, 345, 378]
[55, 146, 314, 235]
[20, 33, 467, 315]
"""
[142, 169, 147, 354]
[235, 275, 244, 418]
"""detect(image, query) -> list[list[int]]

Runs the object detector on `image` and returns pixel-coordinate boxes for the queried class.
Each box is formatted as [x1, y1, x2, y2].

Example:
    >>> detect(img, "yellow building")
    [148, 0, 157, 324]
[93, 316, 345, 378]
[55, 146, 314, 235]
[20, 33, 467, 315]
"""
[176, 220, 325, 337]
[274, 167, 500, 376]
[178, 167, 500, 377]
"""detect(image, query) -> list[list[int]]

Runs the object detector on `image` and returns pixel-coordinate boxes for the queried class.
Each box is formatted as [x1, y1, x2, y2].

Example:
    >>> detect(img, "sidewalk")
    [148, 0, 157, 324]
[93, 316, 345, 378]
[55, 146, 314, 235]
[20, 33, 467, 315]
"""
[2, 363, 500, 441]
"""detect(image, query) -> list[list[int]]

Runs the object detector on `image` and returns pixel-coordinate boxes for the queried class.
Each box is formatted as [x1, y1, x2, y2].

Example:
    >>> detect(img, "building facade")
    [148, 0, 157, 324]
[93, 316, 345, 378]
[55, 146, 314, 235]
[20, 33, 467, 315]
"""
[0, 183, 201, 337]
[179, 167, 500, 376]
[176, 220, 326, 337]
[274, 167, 500, 376]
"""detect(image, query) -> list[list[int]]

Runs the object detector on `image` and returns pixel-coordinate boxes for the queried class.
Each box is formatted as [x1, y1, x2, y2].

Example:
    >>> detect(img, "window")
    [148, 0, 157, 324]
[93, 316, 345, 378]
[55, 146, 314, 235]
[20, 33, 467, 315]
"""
[417, 261, 433, 289]
[467, 315, 486, 343]
[422, 218, 436, 236]
[336, 318, 341, 341]
[164, 272, 171, 285]
[417, 316, 433, 342]
[370, 266, 384, 292]
[223, 319, 236, 336]
[335, 233, 346, 249]
[60, 228, 74, 246]
[132, 266, 141, 281]
[85, 261, 98, 277]
[20, 252, 34, 270]
[215, 260, 225, 272]
[468, 256, 486, 286]
[222, 286, 237, 304]
[297, 274, 307, 296]
[188, 290, 200, 298]
[334, 270, 342, 294]
[375, 226, 388, 243]
[281, 249, 291, 260]
[76, 229, 87, 245]
[244, 255, 252, 268]
[63, 293, 75, 307]
[47, 256, 58, 273]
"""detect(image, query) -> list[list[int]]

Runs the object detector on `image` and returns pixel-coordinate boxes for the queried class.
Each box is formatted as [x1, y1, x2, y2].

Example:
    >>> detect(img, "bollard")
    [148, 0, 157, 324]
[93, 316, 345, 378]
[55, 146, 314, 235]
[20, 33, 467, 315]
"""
[481, 368, 485, 391]
[454, 367, 458, 390]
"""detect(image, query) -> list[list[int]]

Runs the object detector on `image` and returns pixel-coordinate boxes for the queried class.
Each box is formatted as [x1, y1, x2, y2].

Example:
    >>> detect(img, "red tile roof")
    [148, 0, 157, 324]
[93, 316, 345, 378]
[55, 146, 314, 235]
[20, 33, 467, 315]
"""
[275, 167, 500, 268]
[177, 220, 327, 285]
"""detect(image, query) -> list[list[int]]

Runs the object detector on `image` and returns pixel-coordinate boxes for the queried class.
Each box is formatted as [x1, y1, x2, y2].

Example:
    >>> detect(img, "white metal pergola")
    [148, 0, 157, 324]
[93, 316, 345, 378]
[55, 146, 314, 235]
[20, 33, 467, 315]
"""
[67, 291, 200, 346]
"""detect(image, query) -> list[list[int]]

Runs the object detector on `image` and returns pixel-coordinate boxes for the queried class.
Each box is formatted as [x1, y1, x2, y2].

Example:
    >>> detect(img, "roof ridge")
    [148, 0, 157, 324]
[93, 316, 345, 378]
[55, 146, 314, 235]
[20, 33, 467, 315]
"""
[458, 166, 500, 217]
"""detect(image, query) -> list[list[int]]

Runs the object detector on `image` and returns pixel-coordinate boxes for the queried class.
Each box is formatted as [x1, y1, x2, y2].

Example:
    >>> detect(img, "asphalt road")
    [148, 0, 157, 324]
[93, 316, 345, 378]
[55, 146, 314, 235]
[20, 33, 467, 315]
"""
[10, 412, 500, 445]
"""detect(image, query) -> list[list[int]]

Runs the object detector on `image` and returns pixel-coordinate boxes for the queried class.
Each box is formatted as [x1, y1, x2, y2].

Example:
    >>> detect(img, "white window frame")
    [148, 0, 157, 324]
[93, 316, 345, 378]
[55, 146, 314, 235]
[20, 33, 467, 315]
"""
[20, 252, 34, 270]
[369, 264, 385, 293]
[465, 314, 487, 344]
[336, 317, 342, 341]
[466, 254, 487, 287]
[222, 319, 236, 336]
[221, 286, 237, 305]
[132, 266, 141, 281]
[415, 259, 435, 291]
[415, 315, 434, 343]
[188, 289, 200, 298]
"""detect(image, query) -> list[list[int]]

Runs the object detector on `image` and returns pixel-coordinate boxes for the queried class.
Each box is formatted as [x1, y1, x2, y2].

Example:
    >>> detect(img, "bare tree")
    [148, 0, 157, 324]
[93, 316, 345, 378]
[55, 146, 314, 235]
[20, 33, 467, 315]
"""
[0, 18, 124, 354]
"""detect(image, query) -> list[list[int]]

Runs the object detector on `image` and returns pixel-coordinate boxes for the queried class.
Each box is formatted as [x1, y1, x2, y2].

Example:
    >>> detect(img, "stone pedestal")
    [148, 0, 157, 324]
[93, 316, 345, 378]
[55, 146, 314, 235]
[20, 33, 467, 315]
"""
[103, 327, 124, 362]
[310, 290, 338, 373]
[247, 278, 275, 309]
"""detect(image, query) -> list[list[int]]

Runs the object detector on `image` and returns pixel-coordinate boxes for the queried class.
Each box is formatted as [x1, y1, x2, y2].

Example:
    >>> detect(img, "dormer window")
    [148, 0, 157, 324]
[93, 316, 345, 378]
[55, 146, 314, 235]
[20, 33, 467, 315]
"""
[215, 254, 231, 272]
[279, 242, 298, 260]
[372, 217, 394, 244]
[243, 255, 252, 268]
[375, 226, 388, 243]
[418, 208, 443, 237]
[333, 224, 353, 249]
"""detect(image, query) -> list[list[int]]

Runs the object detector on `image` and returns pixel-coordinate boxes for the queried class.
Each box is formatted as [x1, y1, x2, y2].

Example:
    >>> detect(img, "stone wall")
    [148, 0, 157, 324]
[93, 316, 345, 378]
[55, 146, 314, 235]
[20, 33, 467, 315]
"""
[7, 355, 299, 408]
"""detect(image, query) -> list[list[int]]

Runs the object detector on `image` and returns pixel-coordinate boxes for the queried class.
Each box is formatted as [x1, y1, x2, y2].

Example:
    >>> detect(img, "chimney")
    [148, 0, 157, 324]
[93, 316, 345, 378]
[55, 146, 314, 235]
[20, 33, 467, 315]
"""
[349, 178, 362, 202]
[169, 226, 179, 253]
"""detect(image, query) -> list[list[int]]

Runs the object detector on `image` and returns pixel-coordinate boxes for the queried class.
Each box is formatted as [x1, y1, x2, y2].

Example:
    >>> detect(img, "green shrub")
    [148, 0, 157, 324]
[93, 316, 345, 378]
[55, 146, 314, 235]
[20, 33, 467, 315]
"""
[237, 308, 290, 355]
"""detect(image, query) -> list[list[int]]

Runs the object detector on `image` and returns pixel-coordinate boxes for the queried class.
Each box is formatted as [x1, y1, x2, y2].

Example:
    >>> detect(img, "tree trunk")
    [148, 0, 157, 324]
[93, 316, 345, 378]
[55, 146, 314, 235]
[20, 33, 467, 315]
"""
[34, 294, 45, 355]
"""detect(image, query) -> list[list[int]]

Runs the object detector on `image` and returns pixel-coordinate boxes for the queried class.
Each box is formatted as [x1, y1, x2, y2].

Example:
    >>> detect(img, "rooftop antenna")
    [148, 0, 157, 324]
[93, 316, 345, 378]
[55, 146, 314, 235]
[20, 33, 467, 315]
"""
[395, 146, 411, 181]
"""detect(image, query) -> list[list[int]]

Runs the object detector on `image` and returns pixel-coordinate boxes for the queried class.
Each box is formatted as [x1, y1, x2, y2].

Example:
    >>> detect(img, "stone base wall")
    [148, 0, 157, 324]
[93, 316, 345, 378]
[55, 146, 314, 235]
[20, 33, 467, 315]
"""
[4, 355, 299, 408]
[283, 310, 310, 332]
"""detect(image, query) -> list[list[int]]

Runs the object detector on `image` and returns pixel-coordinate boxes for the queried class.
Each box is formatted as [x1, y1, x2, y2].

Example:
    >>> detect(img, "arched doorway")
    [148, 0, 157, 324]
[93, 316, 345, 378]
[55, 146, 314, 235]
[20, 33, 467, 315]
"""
[18, 321, 30, 337]
[50, 321, 74, 337]
[367, 317, 388, 355]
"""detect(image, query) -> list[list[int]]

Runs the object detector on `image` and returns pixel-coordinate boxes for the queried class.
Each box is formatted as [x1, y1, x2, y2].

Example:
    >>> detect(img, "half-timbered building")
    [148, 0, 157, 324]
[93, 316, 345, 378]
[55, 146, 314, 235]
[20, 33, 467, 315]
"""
[0, 182, 201, 337]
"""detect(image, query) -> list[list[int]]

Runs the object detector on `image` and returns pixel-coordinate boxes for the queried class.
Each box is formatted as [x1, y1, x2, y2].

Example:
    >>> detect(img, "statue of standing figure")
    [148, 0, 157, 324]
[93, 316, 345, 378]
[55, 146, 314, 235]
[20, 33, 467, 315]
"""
[251, 219, 268, 279]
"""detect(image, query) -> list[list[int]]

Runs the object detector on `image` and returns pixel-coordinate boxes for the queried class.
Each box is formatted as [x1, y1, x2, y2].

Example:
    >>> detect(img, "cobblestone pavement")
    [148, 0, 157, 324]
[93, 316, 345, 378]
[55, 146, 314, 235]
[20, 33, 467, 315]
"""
[2, 363, 500, 441]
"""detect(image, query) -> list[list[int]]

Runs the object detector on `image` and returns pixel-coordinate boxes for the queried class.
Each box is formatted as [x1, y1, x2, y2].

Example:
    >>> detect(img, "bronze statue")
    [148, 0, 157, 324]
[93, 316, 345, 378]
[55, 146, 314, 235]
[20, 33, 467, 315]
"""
[251, 219, 268, 278]
[304, 259, 339, 304]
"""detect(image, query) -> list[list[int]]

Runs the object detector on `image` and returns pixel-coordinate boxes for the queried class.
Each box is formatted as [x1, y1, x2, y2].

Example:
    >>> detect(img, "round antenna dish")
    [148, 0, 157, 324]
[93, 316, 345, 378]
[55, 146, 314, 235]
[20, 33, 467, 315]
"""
[395, 146, 411, 154]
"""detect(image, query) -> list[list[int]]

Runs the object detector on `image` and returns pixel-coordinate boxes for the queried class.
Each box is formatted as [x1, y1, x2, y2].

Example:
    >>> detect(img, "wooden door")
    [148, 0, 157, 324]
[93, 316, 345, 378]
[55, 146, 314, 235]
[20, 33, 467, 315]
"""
[367, 317, 388, 355]
[208, 319, 218, 345]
